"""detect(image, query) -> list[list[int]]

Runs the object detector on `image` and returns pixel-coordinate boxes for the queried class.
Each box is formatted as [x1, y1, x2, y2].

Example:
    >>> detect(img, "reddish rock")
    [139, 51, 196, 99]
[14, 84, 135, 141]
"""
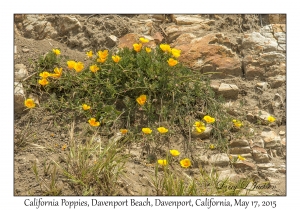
[233, 161, 256, 170]
[118, 33, 156, 49]
[173, 33, 242, 79]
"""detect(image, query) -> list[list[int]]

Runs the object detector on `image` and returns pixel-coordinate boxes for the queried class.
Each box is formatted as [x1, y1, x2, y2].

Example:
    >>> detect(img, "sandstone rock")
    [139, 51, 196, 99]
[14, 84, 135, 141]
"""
[267, 75, 286, 88]
[261, 130, 281, 148]
[15, 64, 28, 81]
[256, 163, 274, 169]
[198, 155, 209, 165]
[256, 82, 269, 91]
[230, 153, 253, 159]
[242, 32, 278, 54]
[14, 82, 26, 115]
[217, 83, 239, 100]
[172, 15, 208, 25]
[258, 52, 286, 67]
[274, 32, 286, 44]
[191, 125, 212, 139]
[208, 153, 229, 167]
[132, 19, 154, 35]
[233, 161, 256, 170]
[244, 64, 265, 80]
[229, 139, 249, 147]
[173, 33, 242, 79]
[165, 23, 212, 42]
[57, 15, 81, 36]
[118, 33, 156, 49]
[279, 131, 285, 136]
[252, 138, 264, 148]
[153, 32, 164, 44]
[252, 146, 269, 163]
[209, 80, 221, 92]
[218, 169, 246, 182]
[252, 109, 273, 124]
[281, 138, 286, 146]
[229, 147, 252, 154]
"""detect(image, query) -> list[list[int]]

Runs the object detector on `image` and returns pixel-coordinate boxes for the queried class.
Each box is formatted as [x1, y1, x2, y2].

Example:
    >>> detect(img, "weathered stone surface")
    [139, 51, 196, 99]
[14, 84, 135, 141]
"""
[256, 163, 274, 169]
[256, 82, 269, 91]
[267, 75, 286, 88]
[165, 22, 213, 42]
[233, 161, 256, 170]
[198, 155, 209, 165]
[191, 125, 212, 139]
[57, 15, 81, 36]
[230, 153, 253, 159]
[172, 33, 242, 79]
[118, 33, 156, 49]
[251, 138, 264, 148]
[229, 147, 252, 154]
[217, 83, 239, 100]
[229, 139, 249, 147]
[172, 15, 210, 25]
[209, 80, 221, 92]
[14, 82, 26, 115]
[208, 153, 229, 167]
[218, 169, 246, 182]
[15, 64, 28, 81]
[244, 64, 265, 80]
[252, 146, 269, 163]
[261, 130, 281, 148]
[242, 32, 278, 53]
[281, 138, 286, 147]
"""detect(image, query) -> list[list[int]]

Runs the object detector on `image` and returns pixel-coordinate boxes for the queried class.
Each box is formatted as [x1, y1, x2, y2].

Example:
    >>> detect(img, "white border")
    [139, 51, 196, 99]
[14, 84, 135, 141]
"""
[2, 1, 297, 209]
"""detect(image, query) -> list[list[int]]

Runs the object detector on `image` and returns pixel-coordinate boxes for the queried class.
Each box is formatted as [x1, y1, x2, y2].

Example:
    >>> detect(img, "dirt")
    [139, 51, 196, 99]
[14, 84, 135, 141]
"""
[14, 14, 286, 196]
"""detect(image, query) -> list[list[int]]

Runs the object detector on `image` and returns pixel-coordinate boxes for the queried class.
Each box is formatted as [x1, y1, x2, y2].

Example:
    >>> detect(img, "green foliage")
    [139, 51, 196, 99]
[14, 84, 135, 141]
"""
[25, 43, 233, 145]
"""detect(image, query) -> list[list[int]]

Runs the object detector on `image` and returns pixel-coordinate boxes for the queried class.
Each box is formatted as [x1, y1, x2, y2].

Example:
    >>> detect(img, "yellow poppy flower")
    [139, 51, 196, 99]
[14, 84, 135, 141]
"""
[267, 116, 276, 123]
[232, 119, 243, 128]
[169, 150, 180, 157]
[52, 48, 61, 55]
[139, 37, 149, 43]
[238, 155, 246, 161]
[89, 64, 99, 73]
[171, 48, 181, 58]
[157, 127, 168, 134]
[97, 57, 107, 63]
[67, 60, 76, 70]
[97, 50, 109, 59]
[112, 55, 121, 63]
[157, 159, 167, 166]
[51, 67, 63, 78]
[209, 144, 215, 150]
[133, 43, 142, 52]
[180, 158, 191, 168]
[120, 129, 128, 134]
[145, 47, 152, 53]
[160, 44, 172, 53]
[38, 78, 49, 86]
[88, 118, 100, 127]
[136, 94, 147, 106]
[86, 50, 93, 58]
[24, 98, 35, 108]
[167, 58, 178, 67]
[203, 115, 215, 124]
[142, 128, 152, 134]
[39, 71, 51, 79]
[82, 104, 91, 110]
[194, 121, 206, 134]
[74, 62, 84, 72]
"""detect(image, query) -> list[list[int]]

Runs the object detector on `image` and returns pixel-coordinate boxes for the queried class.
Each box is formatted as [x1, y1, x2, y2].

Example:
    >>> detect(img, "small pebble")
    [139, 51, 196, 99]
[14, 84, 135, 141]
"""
[22, 48, 29, 53]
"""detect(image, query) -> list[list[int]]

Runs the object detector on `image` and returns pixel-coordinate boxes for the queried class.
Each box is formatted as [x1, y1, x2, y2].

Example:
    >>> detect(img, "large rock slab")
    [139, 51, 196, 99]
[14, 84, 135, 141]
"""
[208, 153, 229, 167]
[172, 33, 242, 79]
